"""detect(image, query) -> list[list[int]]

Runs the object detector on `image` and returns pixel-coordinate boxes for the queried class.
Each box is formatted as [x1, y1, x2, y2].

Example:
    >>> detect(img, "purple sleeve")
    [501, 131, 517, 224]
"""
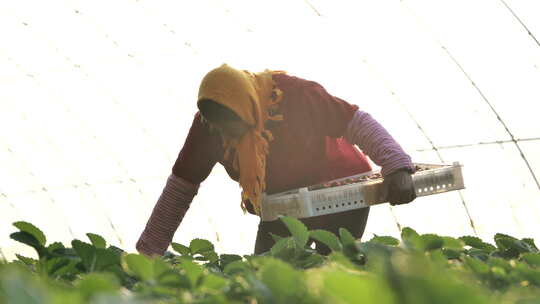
[136, 174, 199, 256]
[344, 110, 415, 177]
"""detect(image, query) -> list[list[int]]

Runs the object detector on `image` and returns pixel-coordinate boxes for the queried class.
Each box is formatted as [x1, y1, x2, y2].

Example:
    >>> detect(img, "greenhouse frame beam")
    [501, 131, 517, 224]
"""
[415, 137, 540, 152]
[499, 0, 540, 48]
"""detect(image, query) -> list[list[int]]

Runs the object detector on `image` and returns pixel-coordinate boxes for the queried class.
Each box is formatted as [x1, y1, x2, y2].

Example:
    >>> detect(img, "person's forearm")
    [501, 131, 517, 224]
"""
[344, 110, 414, 176]
[136, 174, 199, 256]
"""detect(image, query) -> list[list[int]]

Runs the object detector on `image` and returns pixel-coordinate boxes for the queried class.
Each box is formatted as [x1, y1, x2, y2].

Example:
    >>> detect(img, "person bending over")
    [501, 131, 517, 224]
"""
[137, 64, 416, 256]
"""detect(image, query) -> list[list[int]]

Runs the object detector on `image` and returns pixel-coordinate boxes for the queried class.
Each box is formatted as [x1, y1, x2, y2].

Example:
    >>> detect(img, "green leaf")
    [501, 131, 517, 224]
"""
[523, 253, 540, 267]
[46, 242, 65, 253]
[488, 257, 513, 273]
[62, 242, 118, 274]
[321, 269, 393, 304]
[494, 235, 511, 250]
[77, 272, 120, 300]
[200, 273, 228, 291]
[339, 228, 359, 259]
[0, 268, 47, 304]
[280, 216, 309, 248]
[124, 254, 154, 281]
[171, 242, 191, 256]
[107, 245, 125, 255]
[270, 238, 297, 260]
[50, 247, 78, 259]
[49, 259, 79, 278]
[401, 227, 419, 239]
[442, 236, 465, 250]
[219, 254, 243, 270]
[460, 236, 496, 252]
[258, 257, 306, 303]
[522, 238, 539, 252]
[310, 230, 342, 252]
[86, 233, 106, 249]
[495, 233, 518, 249]
[94, 248, 121, 271]
[189, 239, 214, 255]
[327, 251, 358, 269]
[491, 266, 507, 279]
[72, 240, 97, 272]
[224, 260, 252, 276]
[270, 237, 288, 256]
[13, 222, 46, 246]
[401, 227, 422, 251]
[45, 258, 70, 276]
[244, 272, 274, 303]
[339, 228, 356, 248]
[15, 254, 37, 266]
[442, 248, 461, 259]
[420, 234, 444, 251]
[467, 248, 490, 262]
[297, 253, 325, 269]
[518, 264, 540, 287]
[516, 298, 540, 304]
[369, 235, 399, 246]
[465, 256, 490, 276]
[10, 232, 46, 258]
[179, 259, 205, 289]
[153, 259, 181, 287]
[157, 270, 191, 289]
[153, 258, 172, 277]
[494, 233, 527, 258]
[270, 233, 285, 243]
[428, 249, 448, 265]
[199, 251, 219, 263]
[522, 270, 540, 287]
[513, 239, 539, 254]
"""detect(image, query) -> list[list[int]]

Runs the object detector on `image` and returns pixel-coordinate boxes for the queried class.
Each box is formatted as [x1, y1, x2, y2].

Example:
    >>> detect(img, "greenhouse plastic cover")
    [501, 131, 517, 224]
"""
[1, 0, 539, 260]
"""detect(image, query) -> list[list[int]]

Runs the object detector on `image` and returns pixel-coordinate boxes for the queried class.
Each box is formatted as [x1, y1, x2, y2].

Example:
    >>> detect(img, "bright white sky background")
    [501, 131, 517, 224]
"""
[1, 0, 539, 260]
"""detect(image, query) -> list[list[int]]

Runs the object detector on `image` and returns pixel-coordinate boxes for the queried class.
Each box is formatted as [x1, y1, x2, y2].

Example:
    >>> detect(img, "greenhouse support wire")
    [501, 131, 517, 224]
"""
[499, 0, 540, 48]
[400, 1, 540, 192]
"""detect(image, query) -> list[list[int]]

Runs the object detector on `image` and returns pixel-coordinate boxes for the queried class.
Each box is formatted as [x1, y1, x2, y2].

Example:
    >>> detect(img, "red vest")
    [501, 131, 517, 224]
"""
[173, 74, 372, 214]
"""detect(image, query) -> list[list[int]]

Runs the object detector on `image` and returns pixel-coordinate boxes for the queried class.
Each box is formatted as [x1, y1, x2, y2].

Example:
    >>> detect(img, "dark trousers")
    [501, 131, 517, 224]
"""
[254, 207, 370, 255]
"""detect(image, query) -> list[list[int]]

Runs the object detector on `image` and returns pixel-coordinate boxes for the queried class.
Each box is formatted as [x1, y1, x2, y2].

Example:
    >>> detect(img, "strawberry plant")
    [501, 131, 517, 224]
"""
[2, 217, 540, 303]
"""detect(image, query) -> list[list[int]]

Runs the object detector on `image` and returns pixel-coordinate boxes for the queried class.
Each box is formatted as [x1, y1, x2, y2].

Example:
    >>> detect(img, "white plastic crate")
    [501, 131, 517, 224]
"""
[261, 162, 465, 222]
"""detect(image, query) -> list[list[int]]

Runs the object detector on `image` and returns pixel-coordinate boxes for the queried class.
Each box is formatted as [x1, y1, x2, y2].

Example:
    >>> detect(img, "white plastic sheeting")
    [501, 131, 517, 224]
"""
[1, 0, 539, 260]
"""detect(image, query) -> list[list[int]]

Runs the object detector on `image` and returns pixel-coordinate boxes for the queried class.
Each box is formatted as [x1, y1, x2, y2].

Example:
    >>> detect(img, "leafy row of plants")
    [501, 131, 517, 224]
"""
[2, 217, 540, 303]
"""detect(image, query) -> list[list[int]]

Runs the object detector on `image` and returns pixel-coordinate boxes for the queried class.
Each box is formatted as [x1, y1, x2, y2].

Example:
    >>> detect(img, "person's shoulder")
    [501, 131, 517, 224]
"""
[272, 72, 295, 88]
[272, 73, 323, 93]
[187, 111, 215, 138]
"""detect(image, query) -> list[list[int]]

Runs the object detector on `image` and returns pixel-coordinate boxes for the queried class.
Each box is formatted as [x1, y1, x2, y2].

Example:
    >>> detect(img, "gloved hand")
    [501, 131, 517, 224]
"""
[382, 168, 416, 206]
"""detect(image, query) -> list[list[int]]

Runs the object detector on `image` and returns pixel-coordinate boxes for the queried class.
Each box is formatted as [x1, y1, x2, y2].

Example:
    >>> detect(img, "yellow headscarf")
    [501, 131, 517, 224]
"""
[197, 64, 285, 215]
